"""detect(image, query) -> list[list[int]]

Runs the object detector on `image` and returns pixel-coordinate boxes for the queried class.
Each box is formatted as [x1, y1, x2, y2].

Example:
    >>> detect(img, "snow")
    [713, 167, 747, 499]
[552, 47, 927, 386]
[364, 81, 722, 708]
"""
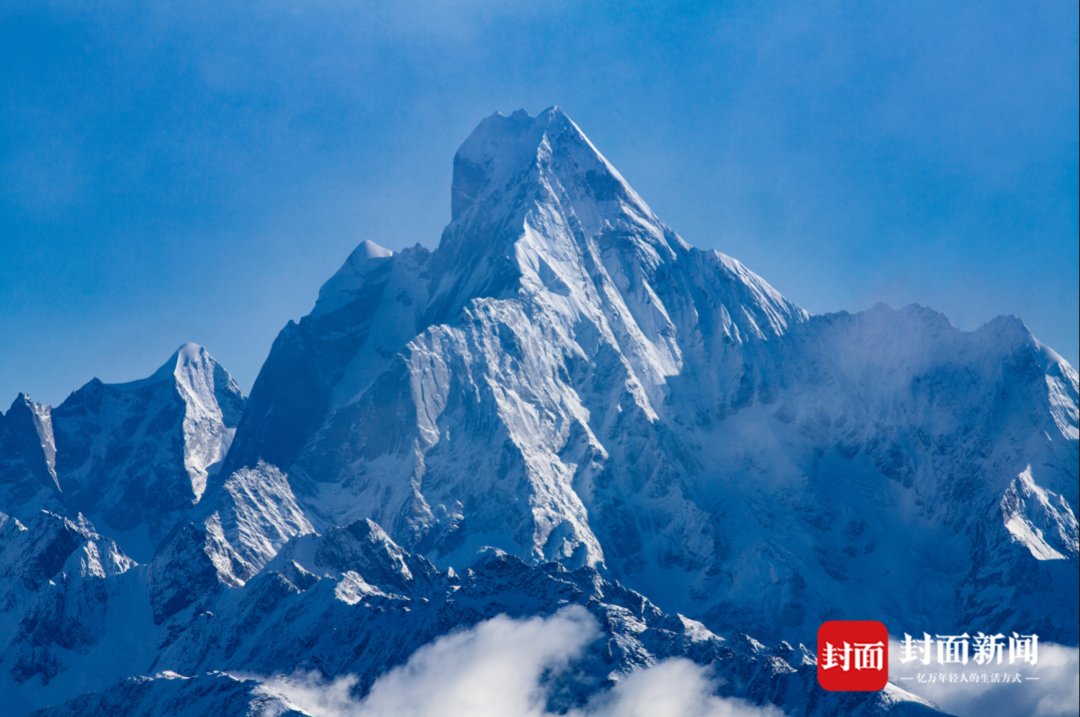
[312, 239, 395, 317]
[172, 343, 244, 501]
[228, 108, 1077, 648]
[1, 108, 1076, 717]
[0, 344, 247, 561]
[1001, 466, 1074, 561]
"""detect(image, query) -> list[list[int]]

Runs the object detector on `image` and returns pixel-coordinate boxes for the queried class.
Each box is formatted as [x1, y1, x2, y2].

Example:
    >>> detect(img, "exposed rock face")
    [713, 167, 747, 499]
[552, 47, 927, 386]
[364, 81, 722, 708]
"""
[227, 108, 1078, 643]
[1, 109, 1075, 716]
[2, 344, 245, 557]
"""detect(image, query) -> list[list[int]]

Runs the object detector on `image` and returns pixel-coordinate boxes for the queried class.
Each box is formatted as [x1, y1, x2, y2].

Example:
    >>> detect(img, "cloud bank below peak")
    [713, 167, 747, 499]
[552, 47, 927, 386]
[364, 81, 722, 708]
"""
[254, 606, 785, 717]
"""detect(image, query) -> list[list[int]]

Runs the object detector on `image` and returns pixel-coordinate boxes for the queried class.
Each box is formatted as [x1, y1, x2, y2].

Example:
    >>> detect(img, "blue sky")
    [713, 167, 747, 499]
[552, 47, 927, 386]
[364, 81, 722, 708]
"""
[1, 1, 1077, 405]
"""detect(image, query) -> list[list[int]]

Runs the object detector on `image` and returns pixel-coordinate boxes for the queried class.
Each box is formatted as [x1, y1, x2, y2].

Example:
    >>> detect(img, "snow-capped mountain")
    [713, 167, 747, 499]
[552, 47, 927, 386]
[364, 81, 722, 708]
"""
[1, 343, 244, 560]
[228, 108, 1078, 643]
[3, 507, 944, 717]
[0, 394, 61, 518]
[1, 108, 1076, 716]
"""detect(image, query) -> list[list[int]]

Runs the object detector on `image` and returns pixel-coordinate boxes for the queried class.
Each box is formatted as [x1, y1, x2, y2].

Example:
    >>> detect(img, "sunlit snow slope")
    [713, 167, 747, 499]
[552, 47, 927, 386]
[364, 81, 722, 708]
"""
[1, 108, 1074, 717]
[228, 108, 1078, 643]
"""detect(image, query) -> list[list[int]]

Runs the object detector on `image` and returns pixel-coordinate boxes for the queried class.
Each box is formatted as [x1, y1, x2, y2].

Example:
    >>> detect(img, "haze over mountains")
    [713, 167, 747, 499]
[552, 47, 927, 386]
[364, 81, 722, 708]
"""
[1, 108, 1076, 716]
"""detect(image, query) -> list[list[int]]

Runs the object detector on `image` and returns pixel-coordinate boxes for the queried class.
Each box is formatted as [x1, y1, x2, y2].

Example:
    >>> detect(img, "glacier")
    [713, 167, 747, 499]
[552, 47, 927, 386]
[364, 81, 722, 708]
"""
[0, 107, 1076, 716]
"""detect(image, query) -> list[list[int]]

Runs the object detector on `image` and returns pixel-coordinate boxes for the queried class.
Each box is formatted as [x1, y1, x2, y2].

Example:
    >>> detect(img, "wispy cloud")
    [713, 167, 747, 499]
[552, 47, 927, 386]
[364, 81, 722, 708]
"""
[254, 606, 784, 717]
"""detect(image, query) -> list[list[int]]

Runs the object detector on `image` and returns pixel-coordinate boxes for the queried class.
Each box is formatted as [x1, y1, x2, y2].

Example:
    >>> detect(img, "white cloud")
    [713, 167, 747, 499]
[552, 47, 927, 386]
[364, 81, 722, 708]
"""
[569, 657, 785, 717]
[255, 606, 784, 717]
[889, 639, 1080, 717]
[254, 671, 361, 717]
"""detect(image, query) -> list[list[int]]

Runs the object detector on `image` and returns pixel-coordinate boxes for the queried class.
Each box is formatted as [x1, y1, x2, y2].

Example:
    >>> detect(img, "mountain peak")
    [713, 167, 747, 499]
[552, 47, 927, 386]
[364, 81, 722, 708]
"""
[1, 389, 59, 498]
[165, 343, 244, 410]
[135, 342, 211, 385]
[12, 340, 248, 551]
[4, 392, 51, 430]
[174, 341, 209, 364]
[7, 391, 44, 416]
[450, 106, 626, 222]
[312, 239, 395, 316]
[457, 107, 575, 162]
[167, 342, 219, 376]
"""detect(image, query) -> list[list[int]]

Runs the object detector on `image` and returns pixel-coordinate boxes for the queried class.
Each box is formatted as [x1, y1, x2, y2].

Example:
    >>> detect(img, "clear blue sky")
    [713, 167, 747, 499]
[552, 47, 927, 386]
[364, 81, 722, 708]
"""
[2, 1, 1077, 406]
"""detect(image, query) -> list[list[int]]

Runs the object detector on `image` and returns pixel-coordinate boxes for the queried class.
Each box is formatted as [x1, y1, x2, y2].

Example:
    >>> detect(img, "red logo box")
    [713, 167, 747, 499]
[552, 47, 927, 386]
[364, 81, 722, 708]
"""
[817, 620, 889, 691]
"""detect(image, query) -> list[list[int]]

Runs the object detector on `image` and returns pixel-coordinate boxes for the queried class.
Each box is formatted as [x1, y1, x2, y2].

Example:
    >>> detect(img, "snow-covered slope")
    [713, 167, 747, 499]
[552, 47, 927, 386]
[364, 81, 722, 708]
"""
[0, 510, 139, 713]
[149, 461, 315, 623]
[0, 395, 61, 516]
[0, 344, 245, 560]
[31, 671, 304, 717]
[1, 108, 1075, 717]
[227, 107, 1078, 645]
[10, 511, 946, 717]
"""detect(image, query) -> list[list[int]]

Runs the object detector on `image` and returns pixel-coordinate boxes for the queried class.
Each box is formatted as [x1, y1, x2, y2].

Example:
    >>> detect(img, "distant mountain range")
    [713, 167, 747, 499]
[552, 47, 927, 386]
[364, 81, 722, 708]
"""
[2, 108, 1075, 716]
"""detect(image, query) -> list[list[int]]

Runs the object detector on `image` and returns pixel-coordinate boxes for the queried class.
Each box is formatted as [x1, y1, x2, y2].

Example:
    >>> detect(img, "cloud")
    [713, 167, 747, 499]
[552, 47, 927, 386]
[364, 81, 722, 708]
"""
[889, 639, 1080, 717]
[254, 606, 784, 717]
[568, 657, 786, 717]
